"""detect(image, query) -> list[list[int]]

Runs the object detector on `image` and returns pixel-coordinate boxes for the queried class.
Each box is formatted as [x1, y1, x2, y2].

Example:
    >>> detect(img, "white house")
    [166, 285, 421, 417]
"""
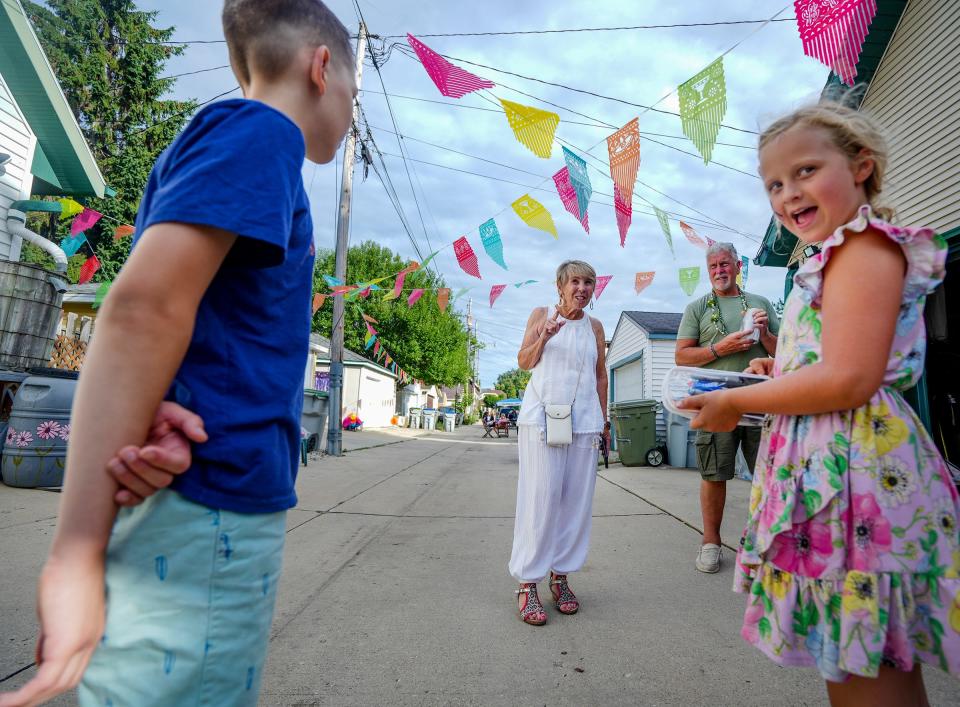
[606, 311, 682, 443]
[309, 334, 398, 429]
[0, 0, 107, 255]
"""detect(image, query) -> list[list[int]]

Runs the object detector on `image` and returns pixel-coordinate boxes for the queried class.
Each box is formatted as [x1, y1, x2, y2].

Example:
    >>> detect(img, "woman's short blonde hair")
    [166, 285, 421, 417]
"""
[759, 100, 893, 220]
[556, 260, 596, 287]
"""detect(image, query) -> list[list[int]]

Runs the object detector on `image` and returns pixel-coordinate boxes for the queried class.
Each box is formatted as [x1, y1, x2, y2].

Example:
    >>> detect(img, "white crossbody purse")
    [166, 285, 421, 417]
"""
[539, 329, 589, 447]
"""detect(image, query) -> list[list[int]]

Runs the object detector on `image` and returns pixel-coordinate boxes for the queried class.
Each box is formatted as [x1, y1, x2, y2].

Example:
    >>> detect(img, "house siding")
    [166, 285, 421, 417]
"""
[0, 71, 36, 261]
[607, 314, 679, 446]
[861, 0, 960, 233]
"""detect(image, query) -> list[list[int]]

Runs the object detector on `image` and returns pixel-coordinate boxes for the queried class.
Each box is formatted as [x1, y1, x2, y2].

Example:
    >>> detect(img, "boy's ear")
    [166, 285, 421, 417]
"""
[310, 45, 332, 96]
[853, 148, 875, 185]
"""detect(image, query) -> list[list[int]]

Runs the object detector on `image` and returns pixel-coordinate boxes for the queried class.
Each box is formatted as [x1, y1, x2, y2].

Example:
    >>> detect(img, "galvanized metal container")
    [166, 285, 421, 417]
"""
[1, 367, 77, 488]
[0, 259, 67, 371]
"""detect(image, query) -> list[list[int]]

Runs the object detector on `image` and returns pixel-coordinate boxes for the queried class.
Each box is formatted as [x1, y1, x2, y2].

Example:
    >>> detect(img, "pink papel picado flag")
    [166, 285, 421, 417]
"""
[594, 275, 613, 300]
[489, 284, 507, 307]
[407, 289, 425, 307]
[406, 34, 494, 98]
[453, 236, 482, 278]
[71, 208, 102, 236]
[614, 185, 632, 248]
[794, 0, 878, 86]
[679, 221, 708, 250]
[552, 167, 589, 234]
[436, 288, 450, 313]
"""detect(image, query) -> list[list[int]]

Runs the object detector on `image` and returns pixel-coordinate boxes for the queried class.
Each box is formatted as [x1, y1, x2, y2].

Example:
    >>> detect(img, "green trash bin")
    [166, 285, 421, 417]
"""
[610, 399, 660, 467]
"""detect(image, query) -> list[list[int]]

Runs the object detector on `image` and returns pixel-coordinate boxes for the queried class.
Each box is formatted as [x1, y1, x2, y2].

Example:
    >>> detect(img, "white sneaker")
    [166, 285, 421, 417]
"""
[696, 543, 722, 573]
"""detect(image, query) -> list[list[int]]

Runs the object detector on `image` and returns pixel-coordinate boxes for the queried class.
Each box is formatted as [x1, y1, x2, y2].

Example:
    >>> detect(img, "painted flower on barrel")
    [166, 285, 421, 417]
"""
[850, 493, 892, 571]
[36, 420, 62, 440]
[5, 427, 16, 446]
[15, 430, 33, 448]
[58, 423, 70, 441]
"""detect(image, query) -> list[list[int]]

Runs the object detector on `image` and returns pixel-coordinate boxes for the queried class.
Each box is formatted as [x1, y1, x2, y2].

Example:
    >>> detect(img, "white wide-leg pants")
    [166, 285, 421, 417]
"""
[508, 426, 599, 582]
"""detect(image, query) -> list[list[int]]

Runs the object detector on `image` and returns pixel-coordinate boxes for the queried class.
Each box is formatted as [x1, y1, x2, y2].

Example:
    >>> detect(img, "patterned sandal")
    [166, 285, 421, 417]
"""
[516, 583, 547, 626]
[550, 573, 579, 614]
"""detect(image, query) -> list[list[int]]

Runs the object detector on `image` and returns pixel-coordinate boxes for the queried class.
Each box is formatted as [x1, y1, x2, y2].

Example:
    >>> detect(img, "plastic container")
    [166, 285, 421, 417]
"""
[1, 367, 78, 488]
[662, 366, 768, 427]
[610, 399, 660, 467]
[442, 412, 457, 433]
[422, 408, 437, 431]
[408, 408, 421, 429]
[665, 409, 697, 468]
[741, 308, 762, 343]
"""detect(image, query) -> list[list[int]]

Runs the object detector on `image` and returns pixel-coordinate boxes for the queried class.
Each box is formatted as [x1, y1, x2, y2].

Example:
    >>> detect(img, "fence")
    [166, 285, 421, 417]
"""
[48, 312, 93, 371]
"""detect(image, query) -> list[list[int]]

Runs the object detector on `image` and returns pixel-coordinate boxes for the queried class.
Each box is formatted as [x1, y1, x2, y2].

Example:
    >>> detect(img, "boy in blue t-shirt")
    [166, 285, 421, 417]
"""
[0, 2, 356, 705]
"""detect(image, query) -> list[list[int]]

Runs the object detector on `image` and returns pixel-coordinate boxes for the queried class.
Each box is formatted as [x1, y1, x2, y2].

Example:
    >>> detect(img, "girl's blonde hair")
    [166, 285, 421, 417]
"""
[556, 260, 596, 287]
[759, 101, 894, 221]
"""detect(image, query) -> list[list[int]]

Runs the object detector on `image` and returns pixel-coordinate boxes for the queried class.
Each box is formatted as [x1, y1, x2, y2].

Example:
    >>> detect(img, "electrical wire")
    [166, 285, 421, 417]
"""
[382, 18, 795, 39]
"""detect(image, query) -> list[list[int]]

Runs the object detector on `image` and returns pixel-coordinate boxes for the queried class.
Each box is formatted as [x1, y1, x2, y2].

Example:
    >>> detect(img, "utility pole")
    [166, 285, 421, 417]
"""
[327, 23, 367, 457]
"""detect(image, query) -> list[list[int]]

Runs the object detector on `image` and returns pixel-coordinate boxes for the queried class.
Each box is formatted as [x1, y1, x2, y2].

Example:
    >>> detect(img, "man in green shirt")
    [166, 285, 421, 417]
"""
[675, 242, 778, 574]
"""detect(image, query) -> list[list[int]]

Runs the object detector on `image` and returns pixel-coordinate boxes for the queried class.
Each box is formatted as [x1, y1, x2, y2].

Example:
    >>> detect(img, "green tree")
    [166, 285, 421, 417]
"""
[495, 368, 531, 399]
[482, 393, 501, 409]
[23, 0, 196, 280]
[312, 241, 474, 387]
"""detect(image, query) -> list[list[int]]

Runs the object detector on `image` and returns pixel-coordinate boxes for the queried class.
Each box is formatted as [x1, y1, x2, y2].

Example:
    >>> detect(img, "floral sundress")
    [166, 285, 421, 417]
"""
[735, 205, 960, 681]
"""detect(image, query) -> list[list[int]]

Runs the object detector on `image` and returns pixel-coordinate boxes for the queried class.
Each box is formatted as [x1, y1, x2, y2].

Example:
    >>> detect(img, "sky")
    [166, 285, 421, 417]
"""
[141, 0, 830, 387]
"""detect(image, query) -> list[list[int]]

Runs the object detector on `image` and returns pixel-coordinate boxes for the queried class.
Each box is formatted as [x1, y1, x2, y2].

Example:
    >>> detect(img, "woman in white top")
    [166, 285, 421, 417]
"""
[510, 260, 609, 625]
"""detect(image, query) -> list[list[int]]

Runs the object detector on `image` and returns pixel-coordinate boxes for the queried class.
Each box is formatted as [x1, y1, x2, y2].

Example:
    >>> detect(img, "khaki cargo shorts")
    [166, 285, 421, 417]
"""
[695, 427, 761, 482]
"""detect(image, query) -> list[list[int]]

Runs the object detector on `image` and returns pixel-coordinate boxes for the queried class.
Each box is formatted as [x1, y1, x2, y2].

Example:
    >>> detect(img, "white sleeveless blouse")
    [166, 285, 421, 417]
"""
[517, 306, 605, 434]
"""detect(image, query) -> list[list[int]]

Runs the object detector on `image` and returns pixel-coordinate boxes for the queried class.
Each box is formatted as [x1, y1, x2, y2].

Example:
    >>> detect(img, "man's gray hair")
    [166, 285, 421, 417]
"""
[706, 241, 738, 261]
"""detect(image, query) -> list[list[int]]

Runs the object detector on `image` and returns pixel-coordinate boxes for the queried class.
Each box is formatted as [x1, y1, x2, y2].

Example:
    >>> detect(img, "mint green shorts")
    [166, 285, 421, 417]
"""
[78, 489, 286, 707]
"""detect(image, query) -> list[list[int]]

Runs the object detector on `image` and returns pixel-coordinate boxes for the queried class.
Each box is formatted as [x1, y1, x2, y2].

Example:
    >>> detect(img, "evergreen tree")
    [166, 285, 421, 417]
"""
[23, 0, 196, 279]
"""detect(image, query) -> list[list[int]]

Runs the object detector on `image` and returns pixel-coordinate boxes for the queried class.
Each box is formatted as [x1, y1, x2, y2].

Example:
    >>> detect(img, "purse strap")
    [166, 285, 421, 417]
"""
[532, 307, 591, 407]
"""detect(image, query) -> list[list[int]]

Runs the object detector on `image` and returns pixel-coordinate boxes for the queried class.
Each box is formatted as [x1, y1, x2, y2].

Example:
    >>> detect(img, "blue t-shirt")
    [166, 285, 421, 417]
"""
[133, 99, 314, 513]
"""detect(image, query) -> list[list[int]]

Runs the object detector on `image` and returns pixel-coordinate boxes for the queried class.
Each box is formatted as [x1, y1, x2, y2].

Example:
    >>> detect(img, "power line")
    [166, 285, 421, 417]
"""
[359, 91, 754, 148]
[158, 64, 231, 81]
[382, 18, 794, 39]
[392, 44, 759, 135]
[358, 5, 437, 270]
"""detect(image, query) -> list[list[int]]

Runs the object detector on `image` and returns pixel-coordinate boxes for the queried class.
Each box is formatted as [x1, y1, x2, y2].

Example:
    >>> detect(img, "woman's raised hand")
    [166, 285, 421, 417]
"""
[542, 311, 565, 339]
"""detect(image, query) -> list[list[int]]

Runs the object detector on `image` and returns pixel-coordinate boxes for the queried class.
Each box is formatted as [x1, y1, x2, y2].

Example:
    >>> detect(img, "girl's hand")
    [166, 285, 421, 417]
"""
[0, 555, 105, 707]
[601, 426, 611, 451]
[744, 358, 774, 377]
[678, 390, 741, 432]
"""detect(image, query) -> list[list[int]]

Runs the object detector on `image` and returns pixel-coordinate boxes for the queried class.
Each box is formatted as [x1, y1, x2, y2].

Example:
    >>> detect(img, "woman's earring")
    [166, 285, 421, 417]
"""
[557, 293, 563, 309]
[589, 298, 594, 310]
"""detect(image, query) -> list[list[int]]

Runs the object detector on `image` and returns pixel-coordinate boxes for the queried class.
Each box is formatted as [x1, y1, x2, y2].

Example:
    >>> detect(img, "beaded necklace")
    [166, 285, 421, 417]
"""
[707, 286, 748, 338]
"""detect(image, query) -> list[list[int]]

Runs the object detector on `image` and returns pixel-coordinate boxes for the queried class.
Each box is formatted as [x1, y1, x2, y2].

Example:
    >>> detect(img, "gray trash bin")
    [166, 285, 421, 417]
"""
[422, 409, 437, 430]
[301, 389, 328, 453]
[665, 409, 697, 468]
[442, 412, 457, 432]
[408, 408, 422, 429]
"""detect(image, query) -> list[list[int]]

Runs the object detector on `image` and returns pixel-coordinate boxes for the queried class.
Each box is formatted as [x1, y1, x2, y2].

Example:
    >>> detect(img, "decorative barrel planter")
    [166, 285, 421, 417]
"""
[0, 260, 67, 371]
[1, 368, 77, 488]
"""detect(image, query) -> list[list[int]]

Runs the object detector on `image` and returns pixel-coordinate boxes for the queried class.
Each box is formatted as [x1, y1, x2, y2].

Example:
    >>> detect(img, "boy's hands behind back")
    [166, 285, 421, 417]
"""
[109, 401, 207, 506]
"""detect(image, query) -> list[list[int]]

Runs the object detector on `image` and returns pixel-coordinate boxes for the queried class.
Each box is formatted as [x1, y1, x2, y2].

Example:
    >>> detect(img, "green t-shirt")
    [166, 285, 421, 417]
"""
[677, 291, 780, 372]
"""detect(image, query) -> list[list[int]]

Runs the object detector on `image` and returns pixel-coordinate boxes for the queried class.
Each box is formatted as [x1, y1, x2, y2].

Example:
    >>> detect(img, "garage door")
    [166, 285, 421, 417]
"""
[613, 358, 644, 401]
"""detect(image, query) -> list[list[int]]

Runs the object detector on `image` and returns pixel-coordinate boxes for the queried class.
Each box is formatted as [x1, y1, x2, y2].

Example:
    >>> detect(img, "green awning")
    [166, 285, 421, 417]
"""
[0, 1, 106, 198]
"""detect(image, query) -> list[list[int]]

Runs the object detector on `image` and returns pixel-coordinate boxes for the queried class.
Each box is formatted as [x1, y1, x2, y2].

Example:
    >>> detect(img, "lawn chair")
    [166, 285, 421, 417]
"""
[495, 419, 510, 438]
[482, 421, 495, 438]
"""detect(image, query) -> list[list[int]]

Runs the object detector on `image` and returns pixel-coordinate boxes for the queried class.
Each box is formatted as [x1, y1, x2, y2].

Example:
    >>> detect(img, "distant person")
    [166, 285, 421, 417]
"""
[342, 412, 363, 431]
[675, 242, 779, 573]
[0, 2, 357, 706]
[510, 260, 609, 625]
[680, 101, 959, 702]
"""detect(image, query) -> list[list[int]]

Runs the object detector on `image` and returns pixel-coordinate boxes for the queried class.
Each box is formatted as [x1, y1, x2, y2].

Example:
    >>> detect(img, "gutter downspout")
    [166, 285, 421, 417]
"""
[7, 201, 68, 273]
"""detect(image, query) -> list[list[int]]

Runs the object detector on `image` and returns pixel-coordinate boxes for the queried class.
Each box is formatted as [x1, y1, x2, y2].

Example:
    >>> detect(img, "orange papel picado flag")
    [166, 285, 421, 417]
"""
[500, 99, 559, 159]
[607, 118, 640, 203]
[512, 194, 557, 238]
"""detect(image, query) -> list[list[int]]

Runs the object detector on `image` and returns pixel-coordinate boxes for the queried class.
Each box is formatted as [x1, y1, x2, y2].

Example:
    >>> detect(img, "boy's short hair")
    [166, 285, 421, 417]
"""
[223, 0, 354, 84]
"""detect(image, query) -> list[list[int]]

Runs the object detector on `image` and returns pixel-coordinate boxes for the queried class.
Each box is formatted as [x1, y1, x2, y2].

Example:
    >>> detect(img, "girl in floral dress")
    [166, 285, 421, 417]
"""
[680, 102, 959, 705]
